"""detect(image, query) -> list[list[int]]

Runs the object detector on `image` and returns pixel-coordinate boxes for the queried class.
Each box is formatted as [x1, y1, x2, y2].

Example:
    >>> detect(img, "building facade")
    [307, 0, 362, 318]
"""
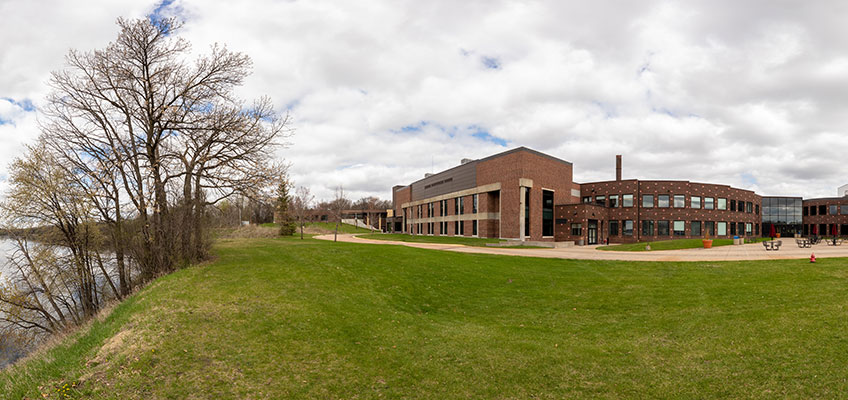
[389, 147, 848, 244]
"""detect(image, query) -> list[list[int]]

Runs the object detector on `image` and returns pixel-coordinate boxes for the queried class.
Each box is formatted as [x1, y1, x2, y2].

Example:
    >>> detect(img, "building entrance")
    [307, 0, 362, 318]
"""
[588, 220, 598, 245]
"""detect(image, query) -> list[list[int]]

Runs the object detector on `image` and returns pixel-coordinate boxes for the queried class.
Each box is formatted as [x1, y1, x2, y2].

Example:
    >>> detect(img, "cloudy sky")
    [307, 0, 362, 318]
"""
[2, 0, 848, 201]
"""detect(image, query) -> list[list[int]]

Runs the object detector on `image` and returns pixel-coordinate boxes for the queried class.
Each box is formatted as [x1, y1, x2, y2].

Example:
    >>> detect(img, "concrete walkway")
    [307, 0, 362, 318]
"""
[314, 234, 848, 262]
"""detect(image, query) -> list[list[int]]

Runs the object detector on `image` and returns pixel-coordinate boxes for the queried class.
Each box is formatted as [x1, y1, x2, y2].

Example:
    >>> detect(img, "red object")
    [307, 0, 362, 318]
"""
[833, 224, 838, 236]
[811, 253, 816, 263]
[812, 224, 818, 235]
[769, 223, 776, 238]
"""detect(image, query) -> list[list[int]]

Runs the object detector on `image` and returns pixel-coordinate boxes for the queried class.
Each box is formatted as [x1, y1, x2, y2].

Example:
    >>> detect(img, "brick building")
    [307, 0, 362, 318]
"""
[389, 147, 848, 245]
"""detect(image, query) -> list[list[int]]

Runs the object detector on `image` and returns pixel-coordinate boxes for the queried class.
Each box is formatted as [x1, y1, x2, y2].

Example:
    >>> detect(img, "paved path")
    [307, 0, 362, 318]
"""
[314, 234, 848, 261]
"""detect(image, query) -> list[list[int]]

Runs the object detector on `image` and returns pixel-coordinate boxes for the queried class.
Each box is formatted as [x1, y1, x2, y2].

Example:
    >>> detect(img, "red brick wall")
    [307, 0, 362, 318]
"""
[476, 150, 574, 241]
[803, 198, 848, 235]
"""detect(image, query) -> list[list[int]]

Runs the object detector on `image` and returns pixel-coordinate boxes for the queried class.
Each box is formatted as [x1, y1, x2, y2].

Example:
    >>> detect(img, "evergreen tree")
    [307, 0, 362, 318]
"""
[275, 179, 297, 236]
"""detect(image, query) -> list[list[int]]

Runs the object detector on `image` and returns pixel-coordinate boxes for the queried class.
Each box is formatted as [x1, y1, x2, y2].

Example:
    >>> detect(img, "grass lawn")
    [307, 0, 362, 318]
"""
[358, 233, 501, 247]
[260, 221, 373, 234]
[598, 237, 770, 251]
[3, 237, 848, 398]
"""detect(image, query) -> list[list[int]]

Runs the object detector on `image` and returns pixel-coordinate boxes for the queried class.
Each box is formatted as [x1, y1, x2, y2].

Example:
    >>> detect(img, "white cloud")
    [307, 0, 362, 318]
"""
[2, 0, 848, 202]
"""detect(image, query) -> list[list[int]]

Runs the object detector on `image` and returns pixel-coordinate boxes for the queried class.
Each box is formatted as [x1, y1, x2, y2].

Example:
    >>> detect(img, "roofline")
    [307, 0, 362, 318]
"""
[404, 146, 573, 187]
[578, 178, 758, 194]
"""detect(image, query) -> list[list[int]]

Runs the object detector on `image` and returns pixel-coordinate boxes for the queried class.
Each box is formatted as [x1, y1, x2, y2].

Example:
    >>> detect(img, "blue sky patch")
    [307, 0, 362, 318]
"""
[481, 56, 501, 70]
[2, 97, 35, 112]
[472, 130, 507, 146]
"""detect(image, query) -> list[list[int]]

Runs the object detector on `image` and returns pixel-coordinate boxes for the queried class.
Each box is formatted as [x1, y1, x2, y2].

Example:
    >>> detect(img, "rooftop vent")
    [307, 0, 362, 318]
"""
[460, 158, 474, 165]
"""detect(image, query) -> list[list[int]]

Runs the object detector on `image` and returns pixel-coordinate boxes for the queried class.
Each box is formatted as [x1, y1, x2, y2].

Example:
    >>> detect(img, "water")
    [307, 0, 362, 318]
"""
[0, 238, 22, 369]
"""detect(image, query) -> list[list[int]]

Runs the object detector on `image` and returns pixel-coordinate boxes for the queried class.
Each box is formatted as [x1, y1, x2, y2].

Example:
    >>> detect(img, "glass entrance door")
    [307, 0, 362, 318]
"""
[588, 220, 598, 245]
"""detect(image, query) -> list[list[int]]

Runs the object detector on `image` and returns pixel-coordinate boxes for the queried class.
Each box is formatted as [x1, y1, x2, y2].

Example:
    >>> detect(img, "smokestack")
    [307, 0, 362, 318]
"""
[616, 155, 622, 181]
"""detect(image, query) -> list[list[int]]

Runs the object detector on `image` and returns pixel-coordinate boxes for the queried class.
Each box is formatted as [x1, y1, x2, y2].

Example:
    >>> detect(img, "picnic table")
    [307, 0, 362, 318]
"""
[796, 238, 812, 248]
[763, 240, 782, 251]
[826, 238, 843, 246]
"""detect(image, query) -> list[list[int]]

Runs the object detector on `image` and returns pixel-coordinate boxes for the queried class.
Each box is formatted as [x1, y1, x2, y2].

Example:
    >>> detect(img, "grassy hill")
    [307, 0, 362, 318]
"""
[2, 236, 848, 398]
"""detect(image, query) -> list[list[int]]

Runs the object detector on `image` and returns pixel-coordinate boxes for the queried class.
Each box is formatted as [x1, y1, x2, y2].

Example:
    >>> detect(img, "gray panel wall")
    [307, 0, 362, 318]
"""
[411, 162, 478, 201]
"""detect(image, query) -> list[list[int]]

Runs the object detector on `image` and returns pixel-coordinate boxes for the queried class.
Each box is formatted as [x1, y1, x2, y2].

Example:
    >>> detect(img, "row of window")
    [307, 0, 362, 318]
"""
[582, 194, 758, 213]
[802, 223, 848, 236]
[566, 220, 757, 237]
[412, 194, 479, 219]
[804, 204, 848, 216]
[413, 220, 478, 236]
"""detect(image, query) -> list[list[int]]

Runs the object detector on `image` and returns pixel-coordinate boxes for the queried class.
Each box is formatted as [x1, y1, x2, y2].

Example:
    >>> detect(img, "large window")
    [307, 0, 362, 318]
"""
[717, 222, 727, 236]
[674, 195, 685, 208]
[761, 197, 802, 237]
[524, 189, 530, 237]
[819, 205, 827, 215]
[623, 194, 634, 207]
[472, 194, 478, 213]
[811, 205, 817, 216]
[642, 194, 654, 208]
[705, 197, 714, 210]
[642, 220, 654, 236]
[746, 223, 753, 235]
[730, 200, 736, 211]
[673, 221, 685, 236]
[842, 205, 848, 214]
[747, 202, 753, 213]
[657, 220, 668, 236]
[691, 221, 702, 236]
[610, 221, 619, 236]
[542, 190, 554, 237]
[691, 196, 701, 209]
[472, 220, 478, 236]
[830, 205, 838, 215]
[623, 220, 634, 236]
[440, 200, 447, 216]
[658, 195, 670, 208]
[609, 195, 619, 208]
[705, 221, 715, 236]
[717, 198, 727, 210]
[571, 223, 581, 236]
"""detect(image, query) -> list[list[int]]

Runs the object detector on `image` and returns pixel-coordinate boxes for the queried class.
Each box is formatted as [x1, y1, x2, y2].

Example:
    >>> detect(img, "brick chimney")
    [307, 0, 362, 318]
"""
[616, 155, 622, 181]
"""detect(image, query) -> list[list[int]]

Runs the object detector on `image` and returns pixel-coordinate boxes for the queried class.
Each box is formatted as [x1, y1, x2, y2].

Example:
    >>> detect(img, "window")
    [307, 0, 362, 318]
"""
[642, 220, 654, 236]
[746, 223, 753, 235]
[472, 220, 478, 236]
[717, 198, 727, 210]
[429, 202, 434, 217]
[658, 195, 670, 208]
[624, 220, 634, 236]
[755, 204, 759, 215]
[609, 195, 619, 208]
[705, 221, 715, 236]
[642, 194, 654, 208]
[811, 206, 817, 216]
[730, 223, 736, 235]
[417, 205, 422, 218]
[472, 194, 478, 213]
[705, 197, 714, 210]
[804, 206, 809, 216]
[730, 200, 736, 211]
[458, 220, 465, 235]
[658, 221, 669, 236]
[756, 224, 759, 235]
[691, 196, 701, 209]
[674, 195, 685, 208]
[623, 194, 634, 207]
[556, 218, 568, 225]
[717, 222, 727, 236]
[747, 202, 753, 213]
[842, 205, 848, 214]
[442, 221, 448, 234]
[583, 196, 592, 203]
[459, 197, 464, 215]
[524, 189, 530, 237]
[691, 221, 702, 236]
[738, 200, 745, 212]
[440, 200, 447, 216]
[595, 195, 606, 206]
[609, 221, 619, 236]
[830, 205, 838, 215]
[571, 223, 582, 236]
[429, 222, 434, 234]
[673, 221, 685, 236]
[542, 190, 554, 237]
[454, 198, 460, 215]
[418, 223, 422, 234]
[454, 221, 459, 236]
[819, 205, 827, 215]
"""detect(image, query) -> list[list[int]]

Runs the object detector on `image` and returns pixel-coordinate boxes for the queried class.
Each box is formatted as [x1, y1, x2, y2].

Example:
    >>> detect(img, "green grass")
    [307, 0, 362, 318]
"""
[358, 233, 501, 247]
[260, 221, 373, 234]
[598, 237, 770, 251]
[3, 237, 848, 398]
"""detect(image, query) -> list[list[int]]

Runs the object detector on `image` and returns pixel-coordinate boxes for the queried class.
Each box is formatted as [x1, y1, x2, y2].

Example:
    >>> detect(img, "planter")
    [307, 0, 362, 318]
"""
[702, 239, 713, 249]
[776, 233, 781, 238]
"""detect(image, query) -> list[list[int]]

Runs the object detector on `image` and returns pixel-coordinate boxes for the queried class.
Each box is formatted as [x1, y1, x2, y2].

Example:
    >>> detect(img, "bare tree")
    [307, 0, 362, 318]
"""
[291, 186, 315, 239]
[332, 186, 348, 242]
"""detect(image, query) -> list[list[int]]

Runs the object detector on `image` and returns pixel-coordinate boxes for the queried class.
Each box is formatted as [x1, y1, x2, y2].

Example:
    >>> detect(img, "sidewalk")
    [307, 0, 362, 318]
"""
[314, 234, 848, 261]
